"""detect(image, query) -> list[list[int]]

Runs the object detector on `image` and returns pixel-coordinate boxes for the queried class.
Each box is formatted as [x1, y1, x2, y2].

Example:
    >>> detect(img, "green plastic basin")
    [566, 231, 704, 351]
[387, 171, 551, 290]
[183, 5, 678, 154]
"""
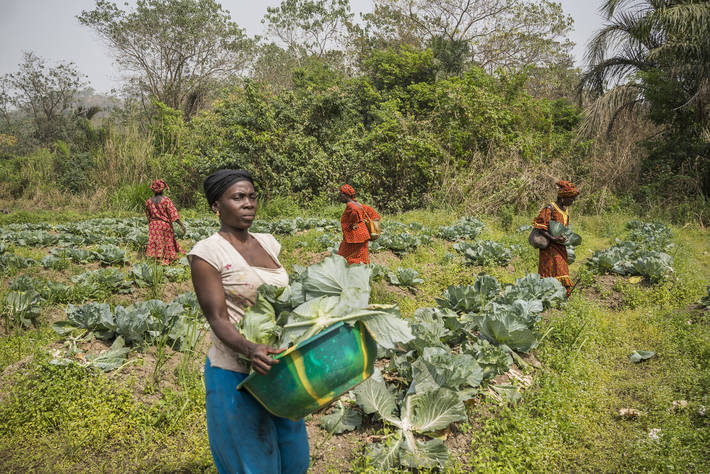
[237, 321, 377, 421]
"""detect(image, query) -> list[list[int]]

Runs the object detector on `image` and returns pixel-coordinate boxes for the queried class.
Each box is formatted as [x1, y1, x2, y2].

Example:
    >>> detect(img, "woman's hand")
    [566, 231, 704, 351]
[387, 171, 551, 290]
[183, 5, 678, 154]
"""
[246, 343, 285, 375]
[552, 235, 568, 244]
[351, 223, 359, 230]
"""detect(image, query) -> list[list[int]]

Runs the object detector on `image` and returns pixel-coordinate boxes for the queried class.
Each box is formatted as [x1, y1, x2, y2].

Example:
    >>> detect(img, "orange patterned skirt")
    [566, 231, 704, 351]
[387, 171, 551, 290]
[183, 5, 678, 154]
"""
[538, 243, 573, 294]
[338, 241, 370, 265]
[146, 220, 184, 264]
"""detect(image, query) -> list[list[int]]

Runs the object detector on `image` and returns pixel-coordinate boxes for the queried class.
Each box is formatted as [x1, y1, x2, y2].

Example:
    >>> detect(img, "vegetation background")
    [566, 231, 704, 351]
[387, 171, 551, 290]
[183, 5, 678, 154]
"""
[1, 0, 707, 224]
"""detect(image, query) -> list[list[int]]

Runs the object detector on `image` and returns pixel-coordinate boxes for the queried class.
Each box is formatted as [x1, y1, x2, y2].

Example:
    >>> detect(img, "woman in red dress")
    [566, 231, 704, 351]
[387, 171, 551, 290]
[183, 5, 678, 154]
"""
[337, 184, 381, 265]
[145, 179, 186, 264]
[532, 180, 580, 295]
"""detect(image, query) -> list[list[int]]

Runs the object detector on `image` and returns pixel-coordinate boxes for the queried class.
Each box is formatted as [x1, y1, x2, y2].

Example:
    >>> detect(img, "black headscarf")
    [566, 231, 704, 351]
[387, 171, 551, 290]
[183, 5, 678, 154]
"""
[203, 169, 254, 206]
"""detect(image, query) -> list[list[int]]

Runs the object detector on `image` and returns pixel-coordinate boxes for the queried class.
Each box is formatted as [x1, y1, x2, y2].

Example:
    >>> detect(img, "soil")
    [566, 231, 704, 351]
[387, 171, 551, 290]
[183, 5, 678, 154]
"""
[580, 274, 626, 310]
[370, 250, 402, 267]
[378, 281, 413, 298]
[292, 249, 333, 267]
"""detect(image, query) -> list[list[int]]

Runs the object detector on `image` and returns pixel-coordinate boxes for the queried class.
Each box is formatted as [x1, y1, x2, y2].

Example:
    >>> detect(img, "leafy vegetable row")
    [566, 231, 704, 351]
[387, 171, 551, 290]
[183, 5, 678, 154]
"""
[52, 292, 203, 352]
[318, 272, 567, 469]
[586, 221, 674, 282]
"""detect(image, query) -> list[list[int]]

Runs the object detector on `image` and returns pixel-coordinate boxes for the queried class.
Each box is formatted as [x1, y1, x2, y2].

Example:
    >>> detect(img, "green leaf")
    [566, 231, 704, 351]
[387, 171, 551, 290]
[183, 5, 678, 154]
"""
[436, 285, 480, 313]
[282, 298, 412, 349]
[499, 273, 566, 309]
[168, 312, 202, 351]
[357, 304, 414, 350]
[353, 370, 400, 425]
[237, 292, 281, 347]
[473, 274, 500, 308]
[130, 262, 165, 287]
[479, 311, 538, 353]
[399, 436, 448, 469]
[52, 320, 82, 336]
[405, 388, 467, 433]
[302, 255, 371, 309]
[491, 384, 522, 405]
[282, 295, 342, 345]
[408, 308, 451, 353]
[88, 336, 131, 371]
[464, 339, 513, 380]
[366, 434, 404, 470]
[411, 348, 483, 396]
[453, 240, 512, 266]
[549, 220, 582, 247]
[387, 267, 423, 289]
[65, 302, 115, 339]
[319, 401, 362, 434]
[114, 305, 150, 345]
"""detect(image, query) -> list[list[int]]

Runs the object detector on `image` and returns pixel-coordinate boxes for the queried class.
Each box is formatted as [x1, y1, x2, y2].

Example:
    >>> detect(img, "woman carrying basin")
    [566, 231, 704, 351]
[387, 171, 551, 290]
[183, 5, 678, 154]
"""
[532, 180, 580, 296]
[188, 169, 309, 474]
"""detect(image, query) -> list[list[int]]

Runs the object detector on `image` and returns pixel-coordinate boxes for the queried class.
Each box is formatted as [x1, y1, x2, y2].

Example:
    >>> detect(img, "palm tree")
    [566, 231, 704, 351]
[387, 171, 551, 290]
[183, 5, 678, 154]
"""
[579, 0, 710, 135]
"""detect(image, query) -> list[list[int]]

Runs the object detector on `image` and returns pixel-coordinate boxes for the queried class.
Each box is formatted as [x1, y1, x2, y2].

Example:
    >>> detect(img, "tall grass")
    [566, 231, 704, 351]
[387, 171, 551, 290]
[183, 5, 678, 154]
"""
[435, 149, 572, 215]
[94, 124, 153, 190]
[0, 123, 155, 212]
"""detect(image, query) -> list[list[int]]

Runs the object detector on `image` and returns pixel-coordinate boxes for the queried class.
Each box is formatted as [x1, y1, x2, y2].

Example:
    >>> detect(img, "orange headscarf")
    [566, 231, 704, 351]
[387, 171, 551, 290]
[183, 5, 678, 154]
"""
[150, 179, 169, 193]
[556, 180, 579, 198]
[340, 184, 355, 198]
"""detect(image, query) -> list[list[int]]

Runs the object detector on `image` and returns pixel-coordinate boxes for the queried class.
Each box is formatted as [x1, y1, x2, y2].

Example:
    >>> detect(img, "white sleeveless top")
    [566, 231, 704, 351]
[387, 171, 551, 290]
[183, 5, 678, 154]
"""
[188, 232, 289, 373]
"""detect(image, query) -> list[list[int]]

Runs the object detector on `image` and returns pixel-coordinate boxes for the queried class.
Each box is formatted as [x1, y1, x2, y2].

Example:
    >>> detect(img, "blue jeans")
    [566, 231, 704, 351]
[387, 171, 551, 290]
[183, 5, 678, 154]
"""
[204, 358, 310, 474]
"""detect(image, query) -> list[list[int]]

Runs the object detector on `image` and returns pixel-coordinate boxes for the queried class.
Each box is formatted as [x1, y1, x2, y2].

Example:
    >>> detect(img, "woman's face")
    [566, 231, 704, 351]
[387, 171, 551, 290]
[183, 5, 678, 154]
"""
[213, 180, 258, 230]
[338, 191, 349, 203]
[560, 195, 577, 207]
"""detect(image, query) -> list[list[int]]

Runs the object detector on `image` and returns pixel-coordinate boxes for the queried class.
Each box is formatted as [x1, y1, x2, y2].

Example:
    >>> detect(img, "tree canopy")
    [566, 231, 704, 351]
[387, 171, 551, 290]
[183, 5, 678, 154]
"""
[1, 52, 87, 144]
[78, 0, 254, 118]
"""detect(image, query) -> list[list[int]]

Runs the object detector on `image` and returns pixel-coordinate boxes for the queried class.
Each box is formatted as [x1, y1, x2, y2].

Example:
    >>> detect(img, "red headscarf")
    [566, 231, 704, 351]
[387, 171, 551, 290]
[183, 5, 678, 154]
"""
[150, 179, 169, 193]
[340, 184, 355, 198]
[556, 180, 579, 198]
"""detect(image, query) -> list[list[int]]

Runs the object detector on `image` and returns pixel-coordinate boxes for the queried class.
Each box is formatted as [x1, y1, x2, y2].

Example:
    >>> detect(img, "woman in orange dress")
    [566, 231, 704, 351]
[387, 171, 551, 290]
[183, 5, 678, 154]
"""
[145, 179, 186, 264]
[337, 184, 381, 265]
[532, 180, 580, 295]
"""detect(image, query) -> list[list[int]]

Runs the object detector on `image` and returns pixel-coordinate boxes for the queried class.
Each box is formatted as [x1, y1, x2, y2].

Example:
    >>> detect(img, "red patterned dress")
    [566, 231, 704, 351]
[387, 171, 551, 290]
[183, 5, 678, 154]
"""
[338, 201, 381, 265]
[533, 202, 573, 294]
[145, 197, 184, 264]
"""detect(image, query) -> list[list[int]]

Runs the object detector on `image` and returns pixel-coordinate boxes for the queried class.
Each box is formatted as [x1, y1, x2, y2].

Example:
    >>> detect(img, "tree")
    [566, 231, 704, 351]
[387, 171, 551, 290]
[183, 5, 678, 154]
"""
[250, 43, 302, 90]
[1, 52, 87, 143]
[580, 0, 710, 195]
[581, 0, 709, 126]
[78, 0, 255, 118]
[262, 0, 353, 61]
[360, 0, 573, 72]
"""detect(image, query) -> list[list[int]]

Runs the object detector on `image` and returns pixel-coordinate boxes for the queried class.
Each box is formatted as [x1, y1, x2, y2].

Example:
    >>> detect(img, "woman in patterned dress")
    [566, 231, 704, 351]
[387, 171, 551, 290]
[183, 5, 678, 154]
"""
[337, 184, 381, 265]
[532, 180, 580, 295]
[145, 179, 186, 264]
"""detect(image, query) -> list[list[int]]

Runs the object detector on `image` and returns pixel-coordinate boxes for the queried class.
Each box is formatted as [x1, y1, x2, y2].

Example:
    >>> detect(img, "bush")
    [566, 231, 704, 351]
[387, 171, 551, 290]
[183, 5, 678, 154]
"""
[53, 141, 95, 194]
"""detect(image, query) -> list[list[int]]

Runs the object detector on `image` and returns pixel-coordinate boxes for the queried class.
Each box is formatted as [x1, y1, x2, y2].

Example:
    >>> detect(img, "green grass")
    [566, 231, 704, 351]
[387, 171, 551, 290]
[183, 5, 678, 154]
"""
[468, 297, 710, 472]
[464, 220, 710, 472]
[0, 209, 709, 472]
[0, 326, 57, 371]
[0, 355, 214, 473]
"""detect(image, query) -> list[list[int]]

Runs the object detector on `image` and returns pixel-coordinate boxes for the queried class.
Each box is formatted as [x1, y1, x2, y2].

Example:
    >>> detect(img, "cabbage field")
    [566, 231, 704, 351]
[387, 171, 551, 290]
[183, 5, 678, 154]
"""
[0, 211, 708, 472]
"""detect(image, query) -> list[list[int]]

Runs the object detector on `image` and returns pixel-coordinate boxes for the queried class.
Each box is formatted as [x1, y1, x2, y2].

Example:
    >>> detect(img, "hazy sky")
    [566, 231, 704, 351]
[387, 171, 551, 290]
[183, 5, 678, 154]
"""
[0, 0, 606, 94]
